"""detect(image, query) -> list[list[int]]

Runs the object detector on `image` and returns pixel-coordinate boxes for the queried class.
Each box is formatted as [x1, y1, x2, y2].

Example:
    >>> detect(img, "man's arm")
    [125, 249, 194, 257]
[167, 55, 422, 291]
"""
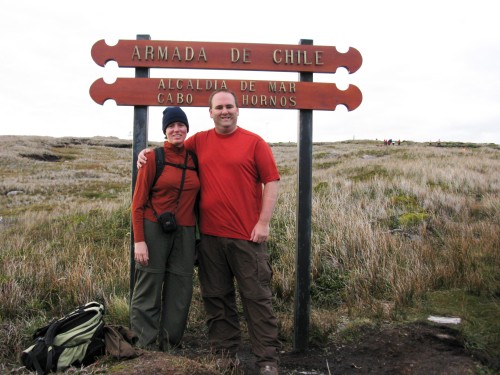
[250, 180, 279, 243]
[137, 148, 153, 169]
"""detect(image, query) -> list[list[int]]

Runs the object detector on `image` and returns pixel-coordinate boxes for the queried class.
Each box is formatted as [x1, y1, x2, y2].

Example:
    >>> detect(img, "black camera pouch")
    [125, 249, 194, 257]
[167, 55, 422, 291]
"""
[157, 211, 177, 233]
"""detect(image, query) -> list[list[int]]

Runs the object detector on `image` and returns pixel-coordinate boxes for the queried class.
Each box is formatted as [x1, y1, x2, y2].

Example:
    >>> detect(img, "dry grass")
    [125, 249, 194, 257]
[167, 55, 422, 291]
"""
[1, 136, 499, 372]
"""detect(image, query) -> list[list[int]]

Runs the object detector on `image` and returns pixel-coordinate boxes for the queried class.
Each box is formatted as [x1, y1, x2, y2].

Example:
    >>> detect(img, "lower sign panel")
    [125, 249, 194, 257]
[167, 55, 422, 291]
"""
[89, 78, 362, 111]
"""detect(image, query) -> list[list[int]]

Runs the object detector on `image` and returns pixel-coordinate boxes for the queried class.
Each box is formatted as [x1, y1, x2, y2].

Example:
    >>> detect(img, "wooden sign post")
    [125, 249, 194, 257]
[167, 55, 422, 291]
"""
[90, 35, 362, 352]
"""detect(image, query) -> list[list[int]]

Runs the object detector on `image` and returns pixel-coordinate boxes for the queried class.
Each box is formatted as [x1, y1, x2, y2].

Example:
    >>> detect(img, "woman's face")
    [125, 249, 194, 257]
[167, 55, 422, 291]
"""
[166, 122, 188, 147]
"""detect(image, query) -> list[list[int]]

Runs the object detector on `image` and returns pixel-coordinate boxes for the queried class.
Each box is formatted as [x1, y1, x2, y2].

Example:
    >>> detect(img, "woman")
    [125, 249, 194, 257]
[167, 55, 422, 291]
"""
[130, 106, 200, 350]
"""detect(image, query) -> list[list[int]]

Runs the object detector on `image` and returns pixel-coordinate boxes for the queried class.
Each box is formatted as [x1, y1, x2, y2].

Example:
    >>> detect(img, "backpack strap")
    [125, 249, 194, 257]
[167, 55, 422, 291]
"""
[149, 147, 198, 218]
[187, 150, 199, 174]
[152, 147, 165, 190]
[43, 318, 65, 372]
[152, 147, 198, 189]
[24, 340, 46, 375]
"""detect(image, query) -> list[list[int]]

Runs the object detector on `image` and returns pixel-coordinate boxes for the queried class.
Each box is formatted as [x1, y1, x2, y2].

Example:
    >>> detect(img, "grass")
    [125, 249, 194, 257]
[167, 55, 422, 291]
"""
[0, 136, 499, 373]
[411, 289, 500, 368]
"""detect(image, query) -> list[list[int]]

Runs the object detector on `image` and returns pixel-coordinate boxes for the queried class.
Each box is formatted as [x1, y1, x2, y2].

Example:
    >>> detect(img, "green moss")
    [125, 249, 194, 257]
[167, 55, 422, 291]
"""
[386, 193, 430, 229]
[313, 151, 330, 159]
[313, 181, 329, 194]
[399, 212, 429, 227]
[314, 160, 341, 170]
[349, 165, 389, 182]
[278, 165, 295, 176]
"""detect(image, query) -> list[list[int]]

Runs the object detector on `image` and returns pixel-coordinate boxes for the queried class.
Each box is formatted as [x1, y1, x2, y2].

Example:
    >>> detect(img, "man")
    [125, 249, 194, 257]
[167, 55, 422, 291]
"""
[138, 89, 280, 374]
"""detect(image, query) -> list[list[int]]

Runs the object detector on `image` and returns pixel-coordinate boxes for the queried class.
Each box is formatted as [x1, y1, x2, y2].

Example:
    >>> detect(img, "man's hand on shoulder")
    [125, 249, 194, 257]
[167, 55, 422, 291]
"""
[137, 148, 153, 169]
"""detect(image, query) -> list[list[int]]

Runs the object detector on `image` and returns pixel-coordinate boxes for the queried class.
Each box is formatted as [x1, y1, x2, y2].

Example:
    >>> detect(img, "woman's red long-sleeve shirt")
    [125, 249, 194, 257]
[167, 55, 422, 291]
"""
[131, 142, 200, 243]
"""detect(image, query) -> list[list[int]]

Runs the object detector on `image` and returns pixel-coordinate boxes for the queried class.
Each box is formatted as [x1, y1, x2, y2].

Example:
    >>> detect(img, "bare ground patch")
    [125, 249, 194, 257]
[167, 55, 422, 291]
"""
[95, 322, 495, 375]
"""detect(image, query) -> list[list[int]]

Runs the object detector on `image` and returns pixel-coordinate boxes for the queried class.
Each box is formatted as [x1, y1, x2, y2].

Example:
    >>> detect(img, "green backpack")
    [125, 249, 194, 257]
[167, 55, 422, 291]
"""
[21, 301, 105, 374]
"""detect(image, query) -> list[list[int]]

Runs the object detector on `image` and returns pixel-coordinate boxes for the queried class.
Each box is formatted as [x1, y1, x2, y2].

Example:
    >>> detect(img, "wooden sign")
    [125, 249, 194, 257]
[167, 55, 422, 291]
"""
[89, 77, 362, 111]
[91, 39, 362, 74]
[91, 36, 363, 353]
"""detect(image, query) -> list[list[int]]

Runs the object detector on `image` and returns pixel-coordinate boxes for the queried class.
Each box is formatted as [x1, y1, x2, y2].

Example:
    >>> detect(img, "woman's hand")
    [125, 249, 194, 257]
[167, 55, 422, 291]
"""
[134, 241, 149, 266]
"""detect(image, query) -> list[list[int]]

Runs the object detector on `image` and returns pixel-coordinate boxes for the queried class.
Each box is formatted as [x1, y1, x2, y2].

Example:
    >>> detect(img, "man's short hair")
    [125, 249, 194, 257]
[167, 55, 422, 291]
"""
[208, 88, 239, 109]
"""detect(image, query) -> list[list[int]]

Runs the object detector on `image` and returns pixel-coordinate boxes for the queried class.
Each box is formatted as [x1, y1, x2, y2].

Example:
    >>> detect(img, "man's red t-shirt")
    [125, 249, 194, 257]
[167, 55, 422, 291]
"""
[185, 127, 280, 240]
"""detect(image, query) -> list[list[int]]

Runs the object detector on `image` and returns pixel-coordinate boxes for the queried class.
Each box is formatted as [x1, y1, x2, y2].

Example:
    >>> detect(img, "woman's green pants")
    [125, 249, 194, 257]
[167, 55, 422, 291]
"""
[130, 220, 196, 350]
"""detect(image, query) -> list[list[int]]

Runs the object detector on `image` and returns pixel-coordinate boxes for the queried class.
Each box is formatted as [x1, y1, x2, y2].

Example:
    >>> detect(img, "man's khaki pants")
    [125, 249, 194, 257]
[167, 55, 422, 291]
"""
[197, 235, 280, 367]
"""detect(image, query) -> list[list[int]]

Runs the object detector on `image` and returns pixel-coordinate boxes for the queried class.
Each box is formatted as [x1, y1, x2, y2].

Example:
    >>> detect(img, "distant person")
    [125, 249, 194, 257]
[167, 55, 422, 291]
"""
[130, 106, 200, 351]
[138, 89, 281, 375]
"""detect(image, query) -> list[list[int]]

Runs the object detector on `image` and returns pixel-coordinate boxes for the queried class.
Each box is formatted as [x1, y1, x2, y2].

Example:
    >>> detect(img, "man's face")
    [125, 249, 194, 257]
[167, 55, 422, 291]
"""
[209, 92, 239, 134]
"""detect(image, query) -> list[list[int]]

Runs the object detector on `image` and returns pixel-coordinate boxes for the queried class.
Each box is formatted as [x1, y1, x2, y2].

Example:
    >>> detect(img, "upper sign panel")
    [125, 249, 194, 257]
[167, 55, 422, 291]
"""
[91, 40, 362, 74]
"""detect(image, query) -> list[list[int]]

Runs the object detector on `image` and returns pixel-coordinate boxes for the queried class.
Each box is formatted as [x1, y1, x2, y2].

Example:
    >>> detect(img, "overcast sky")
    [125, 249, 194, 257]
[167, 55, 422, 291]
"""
[1, 0, 498, 144]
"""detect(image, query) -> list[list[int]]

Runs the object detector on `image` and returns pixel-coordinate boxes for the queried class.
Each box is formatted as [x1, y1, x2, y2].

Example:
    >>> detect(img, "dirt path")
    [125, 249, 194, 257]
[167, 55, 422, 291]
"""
[276, 323, 485, 375]
[105, 322, 496, 375]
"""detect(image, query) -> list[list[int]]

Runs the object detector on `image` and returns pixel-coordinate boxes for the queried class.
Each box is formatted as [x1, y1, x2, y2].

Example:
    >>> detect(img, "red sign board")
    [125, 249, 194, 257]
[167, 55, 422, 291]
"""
[91, 39, 362, 74]
[89, 77, 362, 111]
